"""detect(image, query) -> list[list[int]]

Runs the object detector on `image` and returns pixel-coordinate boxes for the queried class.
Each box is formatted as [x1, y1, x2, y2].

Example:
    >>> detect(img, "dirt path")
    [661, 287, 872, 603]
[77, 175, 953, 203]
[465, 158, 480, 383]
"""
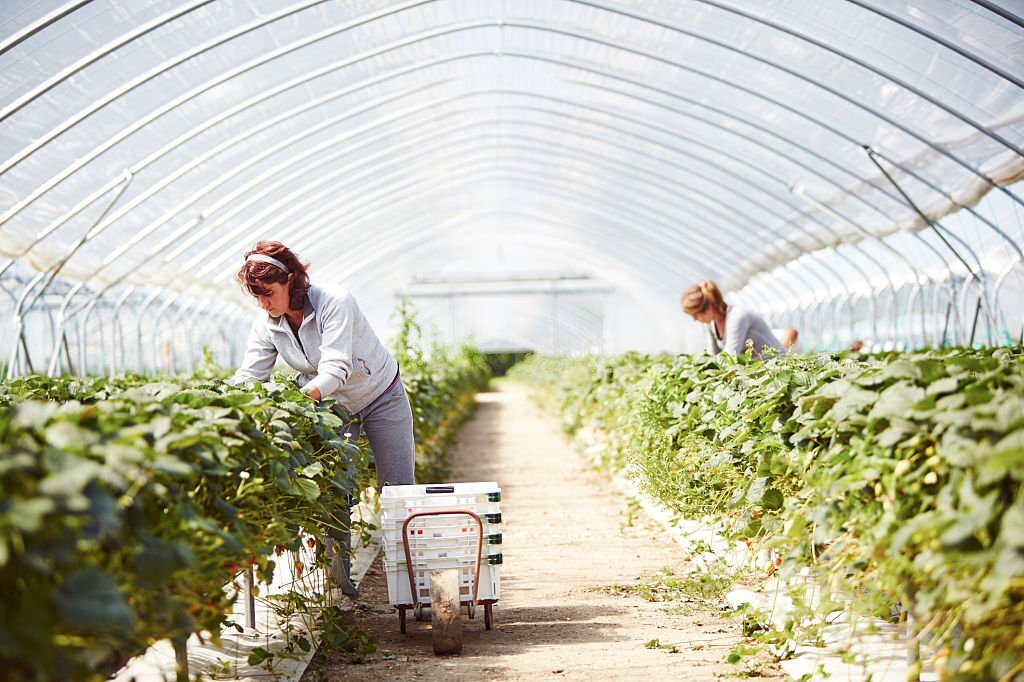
[306, 382, 784, 681]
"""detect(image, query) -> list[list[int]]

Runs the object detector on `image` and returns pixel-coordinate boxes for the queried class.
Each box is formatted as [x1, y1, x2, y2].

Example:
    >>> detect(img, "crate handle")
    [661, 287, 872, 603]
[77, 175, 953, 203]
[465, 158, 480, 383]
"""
[425, 485, 455, 494]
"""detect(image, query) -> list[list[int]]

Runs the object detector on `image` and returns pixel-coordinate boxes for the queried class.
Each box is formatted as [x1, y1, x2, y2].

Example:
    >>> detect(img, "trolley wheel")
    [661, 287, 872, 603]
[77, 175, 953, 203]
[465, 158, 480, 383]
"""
[399, 606, 407, 633]
[414, 603, 429, 622]
[484, 603, 493, 630]
[429, 569, 462, 655]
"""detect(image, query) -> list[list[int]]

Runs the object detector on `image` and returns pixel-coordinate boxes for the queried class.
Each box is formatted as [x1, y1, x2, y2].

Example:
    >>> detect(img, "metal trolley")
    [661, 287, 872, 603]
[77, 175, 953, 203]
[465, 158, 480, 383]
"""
[381, 483, 502, 654]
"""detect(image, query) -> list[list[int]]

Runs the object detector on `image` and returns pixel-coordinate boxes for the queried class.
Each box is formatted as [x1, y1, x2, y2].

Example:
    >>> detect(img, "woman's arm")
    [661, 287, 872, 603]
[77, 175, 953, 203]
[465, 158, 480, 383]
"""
[229, 318, 278, 384]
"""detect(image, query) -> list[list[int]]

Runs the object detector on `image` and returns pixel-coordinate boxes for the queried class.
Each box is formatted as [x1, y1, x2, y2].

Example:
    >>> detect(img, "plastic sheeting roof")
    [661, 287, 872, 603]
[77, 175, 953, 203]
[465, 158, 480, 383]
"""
[1, 0, 1023, 348]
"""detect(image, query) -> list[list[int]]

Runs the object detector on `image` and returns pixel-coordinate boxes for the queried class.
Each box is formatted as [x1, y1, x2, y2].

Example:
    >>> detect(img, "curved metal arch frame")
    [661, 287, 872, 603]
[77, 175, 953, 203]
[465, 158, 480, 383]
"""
[16, 59, 876, 299]
[180, 98, 802, 266]
[311, 203, 752, 318]
[4, 21, 991, 319]
[0, 0, 218, 121]
[842, 0, 1024, 91]
[177, 114, 829, 300]
[494, 20, 1016, 198]
[315, 207, 714, 333]
[0, 0, 94, 55]
[80, 78, 457, 277]
[5, 6, 1015, 238]
[175, 100, 836, 282]
[630, 0, 1024, 153]
[155, 78, 876, 292]
[2, 1, 1015, 356]
[967, 1, 1024, 30]
[0, 45, 847, 270]
[201, 136, 753, 278]
[0, 37, 916, 271]
[201, 144, 833, 311]
[274, 154, 833, 313]
[213, 157, 750, 298]
[123, 95, 806, 288]
[256, 163, 808, 312]
[0, 0, 437, 178]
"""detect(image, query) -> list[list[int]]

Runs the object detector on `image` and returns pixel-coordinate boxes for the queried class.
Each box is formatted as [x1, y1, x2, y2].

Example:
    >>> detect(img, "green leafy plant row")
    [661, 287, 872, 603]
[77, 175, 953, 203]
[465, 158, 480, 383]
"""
[0, 336, 490, 681]
[510, 347, 1024, 681]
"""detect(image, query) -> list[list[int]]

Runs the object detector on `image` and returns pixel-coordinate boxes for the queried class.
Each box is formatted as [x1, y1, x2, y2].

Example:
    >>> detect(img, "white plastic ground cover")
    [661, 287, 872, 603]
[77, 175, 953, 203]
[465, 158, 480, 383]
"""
[112, 497, 382, 682]
[614, 474, 940, 682]
[1, 0, 1021, 311]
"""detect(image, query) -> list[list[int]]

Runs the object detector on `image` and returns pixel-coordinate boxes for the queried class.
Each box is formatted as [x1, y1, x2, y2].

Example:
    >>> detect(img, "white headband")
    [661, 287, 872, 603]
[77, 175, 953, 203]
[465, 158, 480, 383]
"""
[246, 253, 290, 273]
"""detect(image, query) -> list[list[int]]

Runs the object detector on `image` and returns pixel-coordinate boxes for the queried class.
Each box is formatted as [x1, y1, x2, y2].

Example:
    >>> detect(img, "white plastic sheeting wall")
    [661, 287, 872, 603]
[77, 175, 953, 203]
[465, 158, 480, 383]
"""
[1, 0, 1023, 374]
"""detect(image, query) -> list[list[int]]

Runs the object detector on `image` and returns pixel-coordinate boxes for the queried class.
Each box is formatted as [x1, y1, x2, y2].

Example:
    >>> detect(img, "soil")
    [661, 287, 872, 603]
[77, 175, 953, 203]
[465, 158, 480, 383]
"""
[303, 381, 785, 681]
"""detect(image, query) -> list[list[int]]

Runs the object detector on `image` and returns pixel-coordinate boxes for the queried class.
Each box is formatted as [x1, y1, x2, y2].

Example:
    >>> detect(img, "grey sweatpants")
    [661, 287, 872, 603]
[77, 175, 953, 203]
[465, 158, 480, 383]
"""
[326, 373, 416, 596]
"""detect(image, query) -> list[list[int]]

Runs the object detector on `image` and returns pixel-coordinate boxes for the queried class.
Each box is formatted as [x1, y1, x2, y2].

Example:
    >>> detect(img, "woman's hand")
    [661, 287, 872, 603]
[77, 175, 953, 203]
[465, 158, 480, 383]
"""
[304, 385, 322, 402]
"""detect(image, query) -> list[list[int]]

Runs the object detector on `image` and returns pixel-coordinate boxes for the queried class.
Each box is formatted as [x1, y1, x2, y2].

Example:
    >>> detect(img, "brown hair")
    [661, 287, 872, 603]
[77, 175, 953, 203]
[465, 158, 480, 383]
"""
[680, 280, 727, 318]
[236, 241, 310, 311]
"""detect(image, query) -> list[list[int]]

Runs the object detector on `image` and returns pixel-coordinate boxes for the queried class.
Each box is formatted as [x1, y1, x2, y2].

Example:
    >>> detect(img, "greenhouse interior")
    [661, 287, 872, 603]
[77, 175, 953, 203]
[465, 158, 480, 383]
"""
[1, 1, 1022, 681]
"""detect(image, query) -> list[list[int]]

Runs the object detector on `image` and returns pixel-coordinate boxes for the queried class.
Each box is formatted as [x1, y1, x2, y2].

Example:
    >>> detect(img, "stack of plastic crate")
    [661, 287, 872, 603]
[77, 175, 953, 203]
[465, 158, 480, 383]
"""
[380, 482, 502, 607]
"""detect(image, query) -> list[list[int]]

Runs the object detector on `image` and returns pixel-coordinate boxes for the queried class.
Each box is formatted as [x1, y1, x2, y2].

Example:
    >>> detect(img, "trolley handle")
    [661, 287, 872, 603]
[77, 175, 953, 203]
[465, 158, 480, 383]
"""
[401, 509, 484, 610]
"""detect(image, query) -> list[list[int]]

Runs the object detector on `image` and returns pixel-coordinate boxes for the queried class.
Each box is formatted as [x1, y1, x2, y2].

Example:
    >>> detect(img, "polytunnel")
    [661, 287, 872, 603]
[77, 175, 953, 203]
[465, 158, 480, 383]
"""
[1, 0, 1023, 376]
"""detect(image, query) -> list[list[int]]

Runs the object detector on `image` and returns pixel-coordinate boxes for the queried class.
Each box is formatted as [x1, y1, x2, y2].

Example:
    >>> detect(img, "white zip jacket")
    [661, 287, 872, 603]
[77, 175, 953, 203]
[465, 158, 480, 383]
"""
[706, 304, 784, 360]
[231, 284, 398, 414]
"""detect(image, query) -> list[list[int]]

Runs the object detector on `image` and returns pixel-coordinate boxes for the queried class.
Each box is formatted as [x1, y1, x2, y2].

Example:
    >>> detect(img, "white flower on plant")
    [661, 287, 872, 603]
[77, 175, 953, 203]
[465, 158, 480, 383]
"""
[239, 471, 251, 480]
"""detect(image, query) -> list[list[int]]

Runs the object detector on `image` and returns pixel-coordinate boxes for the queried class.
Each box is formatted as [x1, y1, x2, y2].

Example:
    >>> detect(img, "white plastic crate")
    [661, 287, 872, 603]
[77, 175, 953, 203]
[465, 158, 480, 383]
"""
[381, 482, 501, 517]
[380, 482, 502, 606]
[384, 555, 501, 604]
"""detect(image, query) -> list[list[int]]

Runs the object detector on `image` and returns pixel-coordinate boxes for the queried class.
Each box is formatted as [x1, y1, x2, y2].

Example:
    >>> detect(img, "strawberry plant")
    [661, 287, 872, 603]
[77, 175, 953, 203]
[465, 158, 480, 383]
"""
[512, 347, 1024, 680]
[0, 320, 490, 680]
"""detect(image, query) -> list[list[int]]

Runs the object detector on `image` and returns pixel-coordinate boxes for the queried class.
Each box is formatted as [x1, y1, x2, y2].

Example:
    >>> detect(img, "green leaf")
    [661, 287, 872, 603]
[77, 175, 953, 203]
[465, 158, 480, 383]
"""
[762, 488, 783, 510]
[926, 376, 960, 396]
[913, 358, 948, 385]
[978, 430, 1024, 483]
[869, 382, 925, 422]
[56, 567, 137, 634]
[998, 501, 1024, 550]
[248, 646, 272, 666]
[292, 478, 321, 501]
[827, 385, 876, 423]
[8, 497, 56, 532]
[996, 397, 1024, 433]
[940, 476, 997, 547]
[880, 359, 920, 381]
[134, 535, 197, 585]
[44, 421, 100, 450]
[296, 462, 324, 478]
[876, 419, 916, 448]
[964, 383, 994, 406]
[37, 456, 102, 493]
[150, 454, 196, 477]
[12, 400, 58, 429]
[172, 388, 220, 407]
[746, 476, 768, 504]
